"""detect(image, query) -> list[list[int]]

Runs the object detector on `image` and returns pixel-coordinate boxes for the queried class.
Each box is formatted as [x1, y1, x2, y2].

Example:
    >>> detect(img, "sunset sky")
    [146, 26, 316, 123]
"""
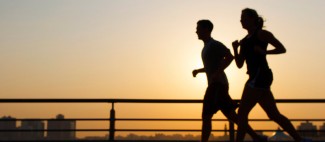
[1, 0, 325, 138]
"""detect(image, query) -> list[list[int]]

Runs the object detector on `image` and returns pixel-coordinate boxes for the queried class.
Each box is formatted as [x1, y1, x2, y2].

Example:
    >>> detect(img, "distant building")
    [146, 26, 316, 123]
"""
[0, 116, 17, 140]
[217, 124, 230, 141]
[319, 123, 325, 137]
[47, 114, 76, 140]
[82, 136, 107, 140]
[20, 120, 45, 140]
[269, 127, 292, 141]
[297, 121, 317, 137]
[224, 124, 228, 136]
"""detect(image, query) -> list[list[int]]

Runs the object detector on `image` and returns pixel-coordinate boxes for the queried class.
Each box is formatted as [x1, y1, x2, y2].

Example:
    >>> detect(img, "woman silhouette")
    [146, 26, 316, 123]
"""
[232, 8, 310, 142]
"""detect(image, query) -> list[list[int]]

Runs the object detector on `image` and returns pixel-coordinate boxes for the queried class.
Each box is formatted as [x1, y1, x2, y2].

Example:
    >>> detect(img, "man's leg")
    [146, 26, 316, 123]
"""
[201, 84, 218, 142]
[201, 113, 214, 142]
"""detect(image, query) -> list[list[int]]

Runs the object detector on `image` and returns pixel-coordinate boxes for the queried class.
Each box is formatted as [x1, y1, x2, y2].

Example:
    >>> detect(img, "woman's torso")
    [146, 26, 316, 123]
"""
[240, 30, 269, 79]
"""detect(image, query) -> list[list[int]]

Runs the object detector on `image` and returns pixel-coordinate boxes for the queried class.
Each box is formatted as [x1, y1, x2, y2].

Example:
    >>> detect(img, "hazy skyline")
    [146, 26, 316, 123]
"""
[1, 0, 325, 138]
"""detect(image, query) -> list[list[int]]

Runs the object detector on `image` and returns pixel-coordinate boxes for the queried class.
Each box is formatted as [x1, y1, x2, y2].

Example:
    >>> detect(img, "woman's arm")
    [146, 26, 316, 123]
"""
[258, 30, 286, 54]
[232, 40, 245, 68]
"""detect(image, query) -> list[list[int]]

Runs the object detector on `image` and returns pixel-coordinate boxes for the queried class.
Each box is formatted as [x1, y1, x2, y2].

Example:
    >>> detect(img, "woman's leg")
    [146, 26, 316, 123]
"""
[258, 90, 302, 141]
[223, 109, 266, 141]
[236, 85, 260, 142]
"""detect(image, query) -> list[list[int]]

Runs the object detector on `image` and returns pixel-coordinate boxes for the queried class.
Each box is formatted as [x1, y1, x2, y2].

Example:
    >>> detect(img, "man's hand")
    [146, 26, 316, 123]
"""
[192, 70, 198, 77]
[192, 68, 205, 77]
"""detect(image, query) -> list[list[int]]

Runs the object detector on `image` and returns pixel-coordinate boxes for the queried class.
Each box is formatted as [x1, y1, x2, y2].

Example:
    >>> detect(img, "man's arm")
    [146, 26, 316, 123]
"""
[192, 68, 205, 77]
[220, 49, 234, 71]
[211, 49, 234, 79]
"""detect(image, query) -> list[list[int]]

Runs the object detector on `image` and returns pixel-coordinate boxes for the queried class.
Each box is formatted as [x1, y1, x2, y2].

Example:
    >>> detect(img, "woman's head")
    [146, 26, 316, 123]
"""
[240, 8, 264, 30]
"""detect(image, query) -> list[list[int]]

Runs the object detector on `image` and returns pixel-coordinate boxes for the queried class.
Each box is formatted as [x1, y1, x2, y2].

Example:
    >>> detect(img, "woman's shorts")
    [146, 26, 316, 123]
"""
[248, 68, 273, 89]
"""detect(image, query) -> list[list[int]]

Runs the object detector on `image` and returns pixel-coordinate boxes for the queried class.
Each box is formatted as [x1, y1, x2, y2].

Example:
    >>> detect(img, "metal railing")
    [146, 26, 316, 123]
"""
[0, 98, 325, 141]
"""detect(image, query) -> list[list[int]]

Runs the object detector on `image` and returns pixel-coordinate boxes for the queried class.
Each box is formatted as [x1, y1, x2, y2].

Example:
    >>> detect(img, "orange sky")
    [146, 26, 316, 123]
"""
[1, 0, 325, 138]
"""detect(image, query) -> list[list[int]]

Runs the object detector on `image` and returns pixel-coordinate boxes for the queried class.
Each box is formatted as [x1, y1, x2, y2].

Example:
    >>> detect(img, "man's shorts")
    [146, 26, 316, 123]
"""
[202, 82, 237, 117]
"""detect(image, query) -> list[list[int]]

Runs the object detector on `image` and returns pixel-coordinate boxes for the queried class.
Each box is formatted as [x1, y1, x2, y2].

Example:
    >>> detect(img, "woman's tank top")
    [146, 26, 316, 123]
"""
[240, 30, 269, 79]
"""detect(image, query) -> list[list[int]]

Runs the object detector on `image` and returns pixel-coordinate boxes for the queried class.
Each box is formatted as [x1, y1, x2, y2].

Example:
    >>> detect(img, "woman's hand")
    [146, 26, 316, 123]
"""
[232, 40, 240, 51]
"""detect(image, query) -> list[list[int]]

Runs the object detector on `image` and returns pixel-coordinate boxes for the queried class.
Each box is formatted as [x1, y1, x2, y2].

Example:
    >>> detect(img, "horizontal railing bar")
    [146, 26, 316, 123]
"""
[0, 118, 111, 121]
[0, 141, 227, 142]
[117, 129, 325, 132]
[0, 98, 325, 103]
[116, 118, 325, 121]
[116, 129, 221, 132]
[0, 141, 119, 142]
[0, 129, 200, 132]
[0, 140, 317, 142]
[1, 129, 323, 132]
[0, 141, 230, 142]
[274, 99, 325, 103]
[0, 129, 110, 132]
[1, 118, 325, 121]
[117, 118, 202, 121]
[0, 99, 202, 103]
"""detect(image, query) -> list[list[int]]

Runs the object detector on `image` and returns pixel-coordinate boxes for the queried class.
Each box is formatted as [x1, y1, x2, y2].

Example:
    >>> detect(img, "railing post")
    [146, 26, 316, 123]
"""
[109, 102, 115, 141]
[229, 120, 235, 142]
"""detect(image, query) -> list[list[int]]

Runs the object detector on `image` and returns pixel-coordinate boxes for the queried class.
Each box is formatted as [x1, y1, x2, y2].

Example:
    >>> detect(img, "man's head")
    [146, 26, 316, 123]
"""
[196, 20, 213, 41]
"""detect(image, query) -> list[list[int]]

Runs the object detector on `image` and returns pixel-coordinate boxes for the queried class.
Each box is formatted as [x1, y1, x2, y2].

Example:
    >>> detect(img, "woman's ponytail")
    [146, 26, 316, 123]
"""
[257, 17, 264, 30]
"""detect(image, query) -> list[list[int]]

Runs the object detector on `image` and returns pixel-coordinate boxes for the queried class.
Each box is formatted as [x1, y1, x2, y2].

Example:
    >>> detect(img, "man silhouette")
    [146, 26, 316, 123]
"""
[193, 20, 265, 142]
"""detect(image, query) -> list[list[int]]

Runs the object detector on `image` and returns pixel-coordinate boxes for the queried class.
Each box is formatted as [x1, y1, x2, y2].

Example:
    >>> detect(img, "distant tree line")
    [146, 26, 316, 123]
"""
[115, 133, 229, 141]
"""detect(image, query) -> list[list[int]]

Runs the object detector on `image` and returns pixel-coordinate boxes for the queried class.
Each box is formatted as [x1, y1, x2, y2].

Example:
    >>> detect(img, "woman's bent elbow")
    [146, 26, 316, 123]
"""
[281, 48, 286, 54]
[236, 63, 244, 68]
